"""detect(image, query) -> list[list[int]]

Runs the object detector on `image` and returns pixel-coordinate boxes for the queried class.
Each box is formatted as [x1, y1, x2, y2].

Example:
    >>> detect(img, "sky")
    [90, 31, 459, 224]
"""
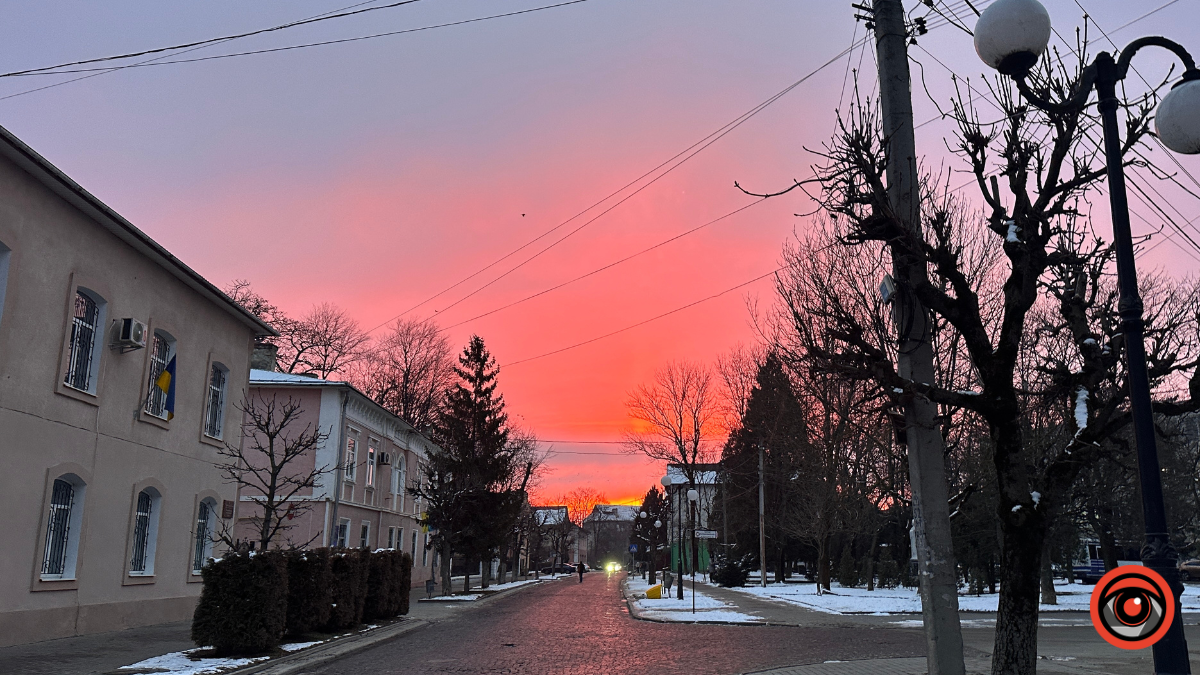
[2, 0, 1197, 505]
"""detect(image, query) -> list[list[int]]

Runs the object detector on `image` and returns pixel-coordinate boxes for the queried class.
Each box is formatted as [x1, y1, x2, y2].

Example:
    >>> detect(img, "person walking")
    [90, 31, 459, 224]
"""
[576, 561, 585, 583]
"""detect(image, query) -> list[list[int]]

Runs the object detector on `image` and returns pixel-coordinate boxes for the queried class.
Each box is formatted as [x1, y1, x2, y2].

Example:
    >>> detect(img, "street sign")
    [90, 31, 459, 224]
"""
[695, 529, 718, 539]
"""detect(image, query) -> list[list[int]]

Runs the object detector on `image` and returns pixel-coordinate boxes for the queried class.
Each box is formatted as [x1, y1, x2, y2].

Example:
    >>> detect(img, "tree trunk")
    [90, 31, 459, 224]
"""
[1097, 507, 1120, 572]
[482, 552, 491, 589]
[1040, 538, 1057, 605]
[865, 529, 880, 592]
[464, 557, 472, 593]
[991, 514, 1045, 675]
[440, 542, 452, 596]
[986, 555, 996, 595]
[817, 534, 831, 592]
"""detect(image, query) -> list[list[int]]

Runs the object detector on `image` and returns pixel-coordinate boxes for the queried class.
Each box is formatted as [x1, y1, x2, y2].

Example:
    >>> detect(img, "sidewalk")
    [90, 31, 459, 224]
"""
[0, 577, 552, 675]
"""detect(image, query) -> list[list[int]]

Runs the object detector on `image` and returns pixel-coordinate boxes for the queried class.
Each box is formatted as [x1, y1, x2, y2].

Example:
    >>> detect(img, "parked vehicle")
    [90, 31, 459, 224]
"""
[1072, 540, 1141, 584]
[1179, 559, 1200, 581]
[540, 563, 578, 574]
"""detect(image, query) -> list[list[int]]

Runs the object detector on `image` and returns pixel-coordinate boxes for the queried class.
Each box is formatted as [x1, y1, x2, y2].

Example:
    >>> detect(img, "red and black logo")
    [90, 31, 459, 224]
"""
[1089, 566, 1176, 650]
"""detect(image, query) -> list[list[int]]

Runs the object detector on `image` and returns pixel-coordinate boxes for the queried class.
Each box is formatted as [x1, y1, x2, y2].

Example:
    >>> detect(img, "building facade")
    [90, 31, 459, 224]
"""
[0, 125, 272, 646]
[235, 370, 438, 584]
[584, 505, 638, 568]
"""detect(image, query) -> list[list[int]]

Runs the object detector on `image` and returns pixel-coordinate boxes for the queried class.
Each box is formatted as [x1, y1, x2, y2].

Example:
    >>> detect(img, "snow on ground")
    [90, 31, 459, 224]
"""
[279, 641, 323, 652]
[118, 649, 270, 675]
[626, 576, 763, 623]
[722, 579, 1200, 615]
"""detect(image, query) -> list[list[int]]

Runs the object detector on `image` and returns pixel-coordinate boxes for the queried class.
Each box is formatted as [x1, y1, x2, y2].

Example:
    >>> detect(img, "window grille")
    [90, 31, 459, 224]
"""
[64, 293, 98, 391]
[144, 334, 170, 417]
[193, 501, 212, 573]
[336, 518, 350, 548]
[359, 522, 370, 549]
[204, 365, 227, 438]
[344, 437, 357, 482]
[41, 479, 75, 577]
[392, 460, 406, 512]
[130, 491, 153, 573]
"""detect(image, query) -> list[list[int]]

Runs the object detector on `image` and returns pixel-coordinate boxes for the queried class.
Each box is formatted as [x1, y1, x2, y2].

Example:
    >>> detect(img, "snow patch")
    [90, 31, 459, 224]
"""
[1012, 505, 1022, 512]
[1005, 220, 1020, 243]
[118, 649, 269, 675]
[626, 577, 762, 623]
[1031, 491, 1041, 506]
[1074, 387, 1089, 435]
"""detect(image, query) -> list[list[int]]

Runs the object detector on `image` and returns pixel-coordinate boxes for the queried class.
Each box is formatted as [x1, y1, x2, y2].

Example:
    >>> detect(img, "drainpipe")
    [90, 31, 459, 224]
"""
[329, 387, 349, 547]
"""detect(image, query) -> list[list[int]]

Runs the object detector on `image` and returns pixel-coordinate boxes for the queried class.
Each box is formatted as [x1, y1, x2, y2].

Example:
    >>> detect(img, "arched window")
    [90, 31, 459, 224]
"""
[391, 456, 406, 512]
[192, 498, 216, 574]
[129, 488, 162, 575]
[64, 289, 105, 393]
[144, 331, 176, 419]
[204, 363, 228, 438]
[41, 474, 86, 580]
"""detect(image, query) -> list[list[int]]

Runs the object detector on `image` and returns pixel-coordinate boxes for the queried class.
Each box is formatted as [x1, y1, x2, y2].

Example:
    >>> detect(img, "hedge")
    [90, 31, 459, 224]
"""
[364, 550, 413, 621]
[191, 551, 288, 656]
[325, 549, 370, 631]
[285, 548, 334, 636]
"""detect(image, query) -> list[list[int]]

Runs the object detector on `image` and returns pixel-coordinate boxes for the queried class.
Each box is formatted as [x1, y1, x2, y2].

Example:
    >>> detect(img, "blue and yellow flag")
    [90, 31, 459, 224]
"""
[155, 355, 176, 420]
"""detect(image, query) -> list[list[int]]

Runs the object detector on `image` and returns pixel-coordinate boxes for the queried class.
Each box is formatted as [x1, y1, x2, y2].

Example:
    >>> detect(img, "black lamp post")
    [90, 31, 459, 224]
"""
[975, 1, 1200, 672]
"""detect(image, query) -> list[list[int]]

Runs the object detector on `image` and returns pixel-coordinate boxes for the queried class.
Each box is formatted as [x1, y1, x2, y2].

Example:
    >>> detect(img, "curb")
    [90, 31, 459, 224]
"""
[233, 619, 429, 675]
[621, 578, 770, 627]
[417, 576, 561, 603]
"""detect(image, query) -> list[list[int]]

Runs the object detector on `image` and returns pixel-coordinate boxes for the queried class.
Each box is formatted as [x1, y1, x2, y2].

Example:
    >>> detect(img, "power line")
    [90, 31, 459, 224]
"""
[19, 1, 592, 77]
[501, 266, 782, 368]
[0, 0, 425, 78]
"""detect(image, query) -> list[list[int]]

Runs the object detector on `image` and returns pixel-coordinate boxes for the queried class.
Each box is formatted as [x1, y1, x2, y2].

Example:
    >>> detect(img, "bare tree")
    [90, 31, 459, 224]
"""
[347, 317, 454, 429]
[716, 343, 767, 432]
[216, 393, 333, 550]
[276, 303, 369, 379]
[624, 361, 724, 483]
[560, 487, 608, 530]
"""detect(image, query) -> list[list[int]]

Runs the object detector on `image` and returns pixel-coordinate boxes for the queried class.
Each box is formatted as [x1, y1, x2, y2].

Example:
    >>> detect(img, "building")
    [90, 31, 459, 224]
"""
[583, 504, 638, 567]
[235, 368, 439, 583]
[529, 506, 586, 569]
[0, 125, 273, 646]
[664, 463, 721, 574]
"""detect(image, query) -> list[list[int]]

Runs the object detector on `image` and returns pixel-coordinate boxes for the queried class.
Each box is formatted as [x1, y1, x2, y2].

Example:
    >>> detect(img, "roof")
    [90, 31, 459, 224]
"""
[666, 464, 718, 486]
[0, 123, 276, 337]
[585, 505, 639, 523]
[533, 506, 568, 526]
[250, 369, 347, 386]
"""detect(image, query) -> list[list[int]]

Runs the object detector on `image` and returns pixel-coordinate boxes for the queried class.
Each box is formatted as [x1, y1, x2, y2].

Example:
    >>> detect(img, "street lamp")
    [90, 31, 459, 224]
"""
[661, 474, 684, 599]
[687, 488, 699, 615]
[975, 1, 1198, 671]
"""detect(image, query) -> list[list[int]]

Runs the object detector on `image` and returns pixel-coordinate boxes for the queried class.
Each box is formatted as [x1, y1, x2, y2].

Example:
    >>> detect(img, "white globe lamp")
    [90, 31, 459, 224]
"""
[1156, 76, 1200, 154]
[974, 0, 1052, 76]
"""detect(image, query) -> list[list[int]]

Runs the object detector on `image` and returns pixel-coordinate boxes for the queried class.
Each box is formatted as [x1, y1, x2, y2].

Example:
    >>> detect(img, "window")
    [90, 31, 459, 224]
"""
[422, 533, 429, 566]
[411, 530, 418, 560]
[386, 526, 398, 549]
[391, 457, 406, 512]
[366, 439, 378, 487]
[64, 290, 104, 393]
[0, 240, 10, 329]
[193, 499, 215, 573]
[359, 521, 370, 549]
[204, 364, 228, 438]
[144, 332, 175, 419]
[336, 517, 350, 548]
[343, 433, 358, 483]
[130, 488, 161, 575]
[41, 475, 86, 580]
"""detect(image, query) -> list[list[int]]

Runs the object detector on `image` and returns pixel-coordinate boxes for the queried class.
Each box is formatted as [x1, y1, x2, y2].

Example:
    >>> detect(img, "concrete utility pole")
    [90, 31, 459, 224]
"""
[871, 2, 964, 674]
[758, 444, 767, 588]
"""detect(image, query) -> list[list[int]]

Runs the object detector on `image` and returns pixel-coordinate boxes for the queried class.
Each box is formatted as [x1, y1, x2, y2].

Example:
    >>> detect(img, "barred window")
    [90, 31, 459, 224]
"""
[366, 440, 378, 487]
[204, 364, 228, 438]
[130, 491, 153, 573]
[144, 333, 173, 418]
[64, 291, 100, 392]
[193, 499, 214, 574]
[391, 457, 406, 512]
[336, 518, 350, 548]
[359, 521, 370, 549]
[343, 435, 358, 483]
[41, 479, 75, 577]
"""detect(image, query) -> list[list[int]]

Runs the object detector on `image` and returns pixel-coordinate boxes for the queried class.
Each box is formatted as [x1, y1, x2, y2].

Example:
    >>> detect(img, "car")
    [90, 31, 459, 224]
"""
[1180, 559, 1200, 581]
[540, 563, 579, 574]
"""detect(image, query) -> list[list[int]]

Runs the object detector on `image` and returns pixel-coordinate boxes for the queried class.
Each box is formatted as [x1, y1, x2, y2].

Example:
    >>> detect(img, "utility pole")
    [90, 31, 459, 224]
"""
[758, 444, 767, 588]
[871, 2, 964, 674]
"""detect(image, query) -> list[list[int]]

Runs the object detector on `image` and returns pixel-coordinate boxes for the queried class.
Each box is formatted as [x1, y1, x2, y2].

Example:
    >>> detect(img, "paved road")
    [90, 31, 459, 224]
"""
[309, 573, 926, 675]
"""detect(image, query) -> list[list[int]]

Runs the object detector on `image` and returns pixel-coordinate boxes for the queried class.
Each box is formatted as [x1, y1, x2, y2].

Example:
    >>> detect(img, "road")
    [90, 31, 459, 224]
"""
[310, 572, 925, 675]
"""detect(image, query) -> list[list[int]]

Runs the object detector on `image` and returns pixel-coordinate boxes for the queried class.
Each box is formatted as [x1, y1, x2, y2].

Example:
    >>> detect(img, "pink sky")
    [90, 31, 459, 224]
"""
[2, 0, 1197, 503]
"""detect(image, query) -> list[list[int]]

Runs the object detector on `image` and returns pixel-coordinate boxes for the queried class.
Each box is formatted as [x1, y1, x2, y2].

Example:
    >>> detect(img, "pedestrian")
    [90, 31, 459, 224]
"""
[576, 561, 585, 583]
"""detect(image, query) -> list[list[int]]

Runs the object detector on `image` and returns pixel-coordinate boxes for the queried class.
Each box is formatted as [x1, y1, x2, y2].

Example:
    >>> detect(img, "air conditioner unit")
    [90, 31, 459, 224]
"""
[113, 318, 148, 351]
[378, 452, 393, 466]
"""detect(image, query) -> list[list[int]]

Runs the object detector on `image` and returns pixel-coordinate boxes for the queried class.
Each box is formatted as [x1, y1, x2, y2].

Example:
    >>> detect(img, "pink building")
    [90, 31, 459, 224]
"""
[237, 369, 438, 584]
[0, 125, 273, 646]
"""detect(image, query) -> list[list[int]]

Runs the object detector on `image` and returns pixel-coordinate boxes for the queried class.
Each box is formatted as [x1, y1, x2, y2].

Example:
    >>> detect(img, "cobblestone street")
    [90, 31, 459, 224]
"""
[306, 573, 925, 675]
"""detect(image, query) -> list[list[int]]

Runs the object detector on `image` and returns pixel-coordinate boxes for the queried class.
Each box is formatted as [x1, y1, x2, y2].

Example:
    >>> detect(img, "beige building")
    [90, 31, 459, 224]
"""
[236, 369, 438, 584]
[0, 125, 273, 647]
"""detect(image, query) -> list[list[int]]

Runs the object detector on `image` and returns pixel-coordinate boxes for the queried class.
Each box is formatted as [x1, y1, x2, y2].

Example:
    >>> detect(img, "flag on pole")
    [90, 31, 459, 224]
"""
[155, 355, 176, 420]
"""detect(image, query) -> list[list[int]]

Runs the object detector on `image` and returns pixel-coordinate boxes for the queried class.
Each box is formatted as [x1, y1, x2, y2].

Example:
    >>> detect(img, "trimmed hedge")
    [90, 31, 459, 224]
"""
[364, 550, 414, 621]
[285, 548, 334, 636]
[191, 551, 288, 656]
[325, 549, 370, 631]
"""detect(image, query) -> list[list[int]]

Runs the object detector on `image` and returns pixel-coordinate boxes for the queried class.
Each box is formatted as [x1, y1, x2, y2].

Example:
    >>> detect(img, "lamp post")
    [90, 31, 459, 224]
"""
[687, 487, 699, 615]
[652, 519, 662, 585]
[661, 474, 684, 600]
[975, 1, 1199, 672]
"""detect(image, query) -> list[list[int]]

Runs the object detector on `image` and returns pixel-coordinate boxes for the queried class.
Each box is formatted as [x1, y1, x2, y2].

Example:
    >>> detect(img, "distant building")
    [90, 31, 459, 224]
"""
[0, 125, 273, 646]
[530, 505, 586, 568]
[237, 368, 440, 584]
[664, 463, 721, 573]
[584, 504, 639, 567]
